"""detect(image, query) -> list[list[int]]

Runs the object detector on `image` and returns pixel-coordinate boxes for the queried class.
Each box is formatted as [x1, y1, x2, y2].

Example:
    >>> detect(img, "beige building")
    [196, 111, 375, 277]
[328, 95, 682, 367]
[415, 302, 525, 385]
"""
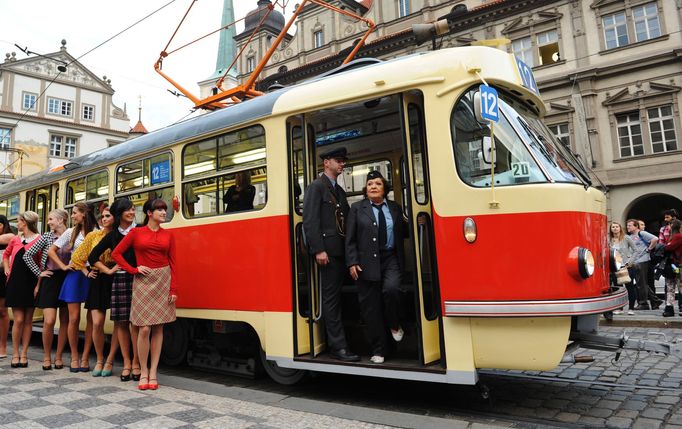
[228, 0, 682, 232]
[0, 40, 130, 183]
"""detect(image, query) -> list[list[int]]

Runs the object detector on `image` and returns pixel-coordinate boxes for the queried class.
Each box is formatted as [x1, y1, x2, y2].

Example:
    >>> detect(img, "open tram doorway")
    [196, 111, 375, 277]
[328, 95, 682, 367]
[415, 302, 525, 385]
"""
[287, 90, 444, 370]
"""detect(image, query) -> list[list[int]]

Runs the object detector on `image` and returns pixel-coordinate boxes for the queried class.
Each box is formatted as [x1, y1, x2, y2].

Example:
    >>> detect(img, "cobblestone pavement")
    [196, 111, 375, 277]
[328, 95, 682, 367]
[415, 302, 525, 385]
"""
[476, 326, 682, 428]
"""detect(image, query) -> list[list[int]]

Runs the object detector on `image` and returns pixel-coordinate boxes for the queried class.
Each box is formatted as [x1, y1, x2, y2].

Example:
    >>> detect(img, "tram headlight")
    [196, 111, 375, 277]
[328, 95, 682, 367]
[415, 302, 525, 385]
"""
[610, 248, 623, 272]
[578, 248, 595, 279]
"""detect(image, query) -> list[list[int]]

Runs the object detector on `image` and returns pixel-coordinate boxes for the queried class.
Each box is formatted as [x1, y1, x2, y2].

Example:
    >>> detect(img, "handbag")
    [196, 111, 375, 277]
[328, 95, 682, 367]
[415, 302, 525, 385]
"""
[615, 267, 631, 285]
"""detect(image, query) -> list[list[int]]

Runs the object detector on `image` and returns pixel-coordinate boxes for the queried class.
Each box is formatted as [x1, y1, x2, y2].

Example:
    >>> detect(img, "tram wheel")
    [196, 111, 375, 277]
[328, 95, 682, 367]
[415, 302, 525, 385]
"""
[161, 319, 189, 366]
[259, 349, 307, 385]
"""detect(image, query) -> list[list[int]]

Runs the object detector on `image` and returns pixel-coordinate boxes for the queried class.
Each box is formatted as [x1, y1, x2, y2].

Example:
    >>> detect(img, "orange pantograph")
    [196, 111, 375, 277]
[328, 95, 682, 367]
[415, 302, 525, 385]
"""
[155, 0, 376, 110]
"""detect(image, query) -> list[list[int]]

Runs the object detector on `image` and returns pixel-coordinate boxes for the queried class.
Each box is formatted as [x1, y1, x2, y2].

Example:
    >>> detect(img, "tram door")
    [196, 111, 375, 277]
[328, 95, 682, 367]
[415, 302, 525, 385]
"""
[402, 91, 442, 365]
[288, 117, 325, 357]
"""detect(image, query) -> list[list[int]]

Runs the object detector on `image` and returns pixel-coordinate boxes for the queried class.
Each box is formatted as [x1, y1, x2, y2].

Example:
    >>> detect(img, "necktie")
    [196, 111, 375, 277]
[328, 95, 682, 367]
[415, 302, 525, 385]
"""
[373, 203, 387, 248]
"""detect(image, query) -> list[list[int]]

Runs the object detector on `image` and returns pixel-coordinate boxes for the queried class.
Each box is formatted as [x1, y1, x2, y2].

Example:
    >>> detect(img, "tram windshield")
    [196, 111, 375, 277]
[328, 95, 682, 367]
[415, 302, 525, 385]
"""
[451, 87, 591, 187]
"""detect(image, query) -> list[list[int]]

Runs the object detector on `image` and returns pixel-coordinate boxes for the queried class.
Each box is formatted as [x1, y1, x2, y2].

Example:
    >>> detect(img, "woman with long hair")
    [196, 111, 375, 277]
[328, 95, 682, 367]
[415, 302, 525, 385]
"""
[663, 220, 682, 317]
[89, 198, 140, 381]
[609, 221, 638, 315]
[3, 211, 41, 368]
[49, 202, 97, 372]
[0, 214, 15, 358]
[112, 199, 177, 390]
[72, 205, 119, 376]
[23, 209, 70, 369]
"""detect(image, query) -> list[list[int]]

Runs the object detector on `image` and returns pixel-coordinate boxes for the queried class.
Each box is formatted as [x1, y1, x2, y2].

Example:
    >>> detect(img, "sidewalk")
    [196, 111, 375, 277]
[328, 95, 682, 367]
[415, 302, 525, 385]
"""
[0, 354, 509, 429]
[600, 307, 682, 328]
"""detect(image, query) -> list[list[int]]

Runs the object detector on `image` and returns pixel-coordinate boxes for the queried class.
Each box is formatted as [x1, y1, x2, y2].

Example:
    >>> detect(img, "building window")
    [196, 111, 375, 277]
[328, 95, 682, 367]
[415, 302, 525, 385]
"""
[537, 30, 560, 65]
[313, 30, 324, 49]
[603, 11, 629, 49]
[82, 104, 95, 121]
[616, 112, 644, 158]
[549, 123, 570, 147]
[0, 128, 11, 150]
[633, 2, 661, 42]
[648, 105, 677, 153]
[512, 37, 534, 67]
[399, 0, 410, 17]
[22, 92, 37, 111]
[50, 134, 78, 158]
[47, 97, 73, 117]
[246, 57, 255, 73]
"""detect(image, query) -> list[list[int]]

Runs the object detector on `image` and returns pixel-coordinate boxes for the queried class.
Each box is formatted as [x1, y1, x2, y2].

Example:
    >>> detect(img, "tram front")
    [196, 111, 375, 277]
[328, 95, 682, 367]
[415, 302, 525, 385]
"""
[422, 47, 677, 384]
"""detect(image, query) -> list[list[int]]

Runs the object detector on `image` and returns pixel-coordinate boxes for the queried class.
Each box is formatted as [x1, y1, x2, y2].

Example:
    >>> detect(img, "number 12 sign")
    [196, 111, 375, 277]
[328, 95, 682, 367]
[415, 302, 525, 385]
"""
[479, 84, 499, 123]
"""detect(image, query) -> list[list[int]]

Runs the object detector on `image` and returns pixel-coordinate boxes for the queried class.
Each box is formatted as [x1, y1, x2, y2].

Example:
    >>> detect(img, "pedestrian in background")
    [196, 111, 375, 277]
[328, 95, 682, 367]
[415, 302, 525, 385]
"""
[639, 219, 662, 307]
[50, 202, 97, 372]
[0, 215, 16, 359]
[89, 198, 140, 382]
[627, 219, 661, 310]
[663, 220, 682, 317]
[3, 211, 41, 368]
[346, 171, 407, 364]
[24, 209, 70, 370]
[112, 199, 178, 391]
[71, 205, 119, 377]
[609, 221, 637, 315]
[659, 209, 679, 246]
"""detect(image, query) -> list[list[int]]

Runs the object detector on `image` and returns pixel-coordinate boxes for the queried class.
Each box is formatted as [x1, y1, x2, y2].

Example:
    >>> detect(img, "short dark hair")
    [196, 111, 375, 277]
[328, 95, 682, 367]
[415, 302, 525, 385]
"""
[664, 209, 679, 219]
[143, 198, 168, 225]
[0, 215, 10, 235]
[671, 219, 682, 235]
[362, 177, 391, 199]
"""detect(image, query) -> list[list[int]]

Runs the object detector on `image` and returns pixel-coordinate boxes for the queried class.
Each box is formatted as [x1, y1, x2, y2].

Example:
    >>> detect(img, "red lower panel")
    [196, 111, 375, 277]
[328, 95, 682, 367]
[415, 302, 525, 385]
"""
[433, 211, 609, 303]
[173, 215, 293, 312]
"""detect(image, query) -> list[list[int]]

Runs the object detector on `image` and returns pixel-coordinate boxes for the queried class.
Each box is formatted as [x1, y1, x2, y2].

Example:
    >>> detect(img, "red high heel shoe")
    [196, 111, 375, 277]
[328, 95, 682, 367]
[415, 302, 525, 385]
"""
[148, 378, 159, 390]
[138, 376, 149, 391]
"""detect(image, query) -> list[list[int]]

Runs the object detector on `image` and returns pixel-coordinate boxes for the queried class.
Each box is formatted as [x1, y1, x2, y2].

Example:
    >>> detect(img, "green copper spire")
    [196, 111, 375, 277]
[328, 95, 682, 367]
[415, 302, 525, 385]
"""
[206, 0, 237, 81]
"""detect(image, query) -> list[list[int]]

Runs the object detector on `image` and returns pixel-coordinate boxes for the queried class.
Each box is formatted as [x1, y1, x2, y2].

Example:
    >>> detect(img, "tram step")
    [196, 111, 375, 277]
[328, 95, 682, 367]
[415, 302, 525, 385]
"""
[187, 350, 257, 378]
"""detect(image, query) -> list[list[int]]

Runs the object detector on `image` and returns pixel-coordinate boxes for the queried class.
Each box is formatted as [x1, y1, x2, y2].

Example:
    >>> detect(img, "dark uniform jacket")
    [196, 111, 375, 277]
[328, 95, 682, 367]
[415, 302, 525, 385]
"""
[302, 174, 349, 257]
[345, 198, 407, 282]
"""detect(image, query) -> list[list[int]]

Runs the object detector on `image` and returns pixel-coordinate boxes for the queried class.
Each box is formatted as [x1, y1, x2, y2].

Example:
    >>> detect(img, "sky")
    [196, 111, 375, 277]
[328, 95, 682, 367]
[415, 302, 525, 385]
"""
[0, 0, 293, 131]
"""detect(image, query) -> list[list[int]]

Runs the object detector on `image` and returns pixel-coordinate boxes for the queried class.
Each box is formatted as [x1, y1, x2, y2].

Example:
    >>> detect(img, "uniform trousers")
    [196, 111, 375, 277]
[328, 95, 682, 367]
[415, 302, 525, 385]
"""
[320, 255, 348, 352]
[357, 250, 401, 356]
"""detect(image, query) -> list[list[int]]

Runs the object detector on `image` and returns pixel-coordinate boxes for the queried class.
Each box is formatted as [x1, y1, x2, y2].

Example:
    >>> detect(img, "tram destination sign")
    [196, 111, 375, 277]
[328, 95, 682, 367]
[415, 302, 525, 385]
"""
[479, 84, 499, 123]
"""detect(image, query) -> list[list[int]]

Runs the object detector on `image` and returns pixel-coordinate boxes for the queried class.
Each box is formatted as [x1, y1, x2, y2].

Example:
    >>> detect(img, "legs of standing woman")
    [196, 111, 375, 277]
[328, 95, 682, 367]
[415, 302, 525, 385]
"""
[67, 302, 81, 369]
[55, 307, 68, 367]
[130, 324, 141, 377]
[42, 308, 57, 364]
[137, 325, 151, 386]
[625, 281, 637, 310]
[0, 298, 9, 356]
[148, 325, 163, 384]
[91, 309, 106, 371]
[115, 321, 132, 376]
[10, 307, 25, 361]
[136, 324, 163, 387]
[21, 307, 34, 360]
[80, 310, 93, 369]
[104, 324, 120, 374]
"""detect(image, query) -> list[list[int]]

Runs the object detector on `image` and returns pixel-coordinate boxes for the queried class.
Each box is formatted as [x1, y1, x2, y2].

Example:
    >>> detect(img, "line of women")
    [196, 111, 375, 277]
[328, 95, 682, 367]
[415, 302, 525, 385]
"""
[0, 198, 177, 390]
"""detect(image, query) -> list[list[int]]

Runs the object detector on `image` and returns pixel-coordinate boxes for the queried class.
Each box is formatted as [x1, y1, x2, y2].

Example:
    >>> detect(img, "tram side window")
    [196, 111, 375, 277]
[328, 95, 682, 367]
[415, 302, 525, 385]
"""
[451, 87, 546, 187]
[26, 186, 52, 233]
[66, 170, 110, 222]
[116, 152, 174, 224]
[408, 104, 428, 204]
[182, 124, 266, 218]
[0, 195, 20, 229]
[342, 160, 393, 206]
[124, 187, 175, 225]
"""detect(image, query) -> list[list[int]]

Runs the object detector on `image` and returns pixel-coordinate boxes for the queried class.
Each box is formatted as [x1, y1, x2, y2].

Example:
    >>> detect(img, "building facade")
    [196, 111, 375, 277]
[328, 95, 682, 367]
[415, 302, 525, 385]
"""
[229, 0, 682, 231]
[0, 40, 130, 183]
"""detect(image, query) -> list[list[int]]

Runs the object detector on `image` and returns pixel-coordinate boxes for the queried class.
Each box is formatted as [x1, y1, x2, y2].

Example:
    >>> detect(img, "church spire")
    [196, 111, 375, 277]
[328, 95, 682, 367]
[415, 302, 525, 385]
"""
[206, 0, 237, 81]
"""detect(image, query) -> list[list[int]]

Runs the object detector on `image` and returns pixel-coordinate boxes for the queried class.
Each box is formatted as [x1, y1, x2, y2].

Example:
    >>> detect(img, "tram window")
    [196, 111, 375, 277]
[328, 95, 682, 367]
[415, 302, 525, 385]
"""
[66, 177, 86, 204]
[451, 87, 547, 187]
[408, 104, 428, 204]
[218, 126, 265, 170]
[125, 186, 175, 224]
[32, 187, 51, 233]
[86, 171, 108, 200]
[183, 167, 267, 218]
[116, 152, 172, 193]
[342, 160, 393, 206]
[0, 194, 19, 219]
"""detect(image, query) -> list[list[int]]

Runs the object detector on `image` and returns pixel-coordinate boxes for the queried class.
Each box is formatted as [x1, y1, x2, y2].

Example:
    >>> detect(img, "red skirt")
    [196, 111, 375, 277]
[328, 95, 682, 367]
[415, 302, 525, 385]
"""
[130, 266, 176, 326]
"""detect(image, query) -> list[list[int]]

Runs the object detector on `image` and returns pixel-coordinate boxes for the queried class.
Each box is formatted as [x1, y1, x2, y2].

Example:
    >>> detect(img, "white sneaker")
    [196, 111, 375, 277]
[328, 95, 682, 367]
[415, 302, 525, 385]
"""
[370, 355, 384, 364]
[391, 327, 404, 342]
[613, 310, 623, 315]
[627, 310, 635, 315]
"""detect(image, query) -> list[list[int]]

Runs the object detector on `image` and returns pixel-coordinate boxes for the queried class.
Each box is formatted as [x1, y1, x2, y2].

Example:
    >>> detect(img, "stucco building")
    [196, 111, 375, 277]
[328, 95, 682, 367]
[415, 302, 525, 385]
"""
[227, 0, 682, 231]
[0, 40, 130, 183]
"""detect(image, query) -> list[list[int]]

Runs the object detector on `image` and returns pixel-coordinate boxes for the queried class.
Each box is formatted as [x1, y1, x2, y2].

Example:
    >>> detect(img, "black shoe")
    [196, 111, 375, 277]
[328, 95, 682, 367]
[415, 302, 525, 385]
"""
[637, 304, 651, 310]
[329, 349, 360, 362]
[663, 306, 675, 317]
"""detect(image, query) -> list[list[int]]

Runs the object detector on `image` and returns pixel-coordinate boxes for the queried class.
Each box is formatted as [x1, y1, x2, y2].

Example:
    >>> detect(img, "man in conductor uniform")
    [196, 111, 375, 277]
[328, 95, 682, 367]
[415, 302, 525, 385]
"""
[302, 147, 360, 362]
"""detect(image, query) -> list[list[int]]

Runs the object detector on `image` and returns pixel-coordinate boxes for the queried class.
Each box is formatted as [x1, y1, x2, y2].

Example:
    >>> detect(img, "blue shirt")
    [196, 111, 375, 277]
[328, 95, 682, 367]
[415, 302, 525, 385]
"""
[371, 200, 394, 249]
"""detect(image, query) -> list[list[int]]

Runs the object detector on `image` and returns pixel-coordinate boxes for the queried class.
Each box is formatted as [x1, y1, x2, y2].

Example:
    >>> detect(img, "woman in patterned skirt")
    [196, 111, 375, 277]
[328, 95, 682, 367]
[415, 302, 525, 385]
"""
[72, 205, 120, 377]
[49, 202, 97, 372]
[112, 199, 177, 390]
[24, 209, 70, 370]
[90, 198, 139, 381]
[0, 215, 16, 359]
[3, 211, 41, 368]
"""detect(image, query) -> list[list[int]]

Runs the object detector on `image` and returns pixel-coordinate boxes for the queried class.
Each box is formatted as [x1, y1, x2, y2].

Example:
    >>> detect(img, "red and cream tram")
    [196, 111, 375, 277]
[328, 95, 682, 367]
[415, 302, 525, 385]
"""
[0, 46, 635, 385]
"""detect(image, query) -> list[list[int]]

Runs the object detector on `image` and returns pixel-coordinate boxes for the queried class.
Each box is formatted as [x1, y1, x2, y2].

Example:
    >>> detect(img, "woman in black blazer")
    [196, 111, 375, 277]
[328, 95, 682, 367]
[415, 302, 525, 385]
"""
[346, 171, 406, 364]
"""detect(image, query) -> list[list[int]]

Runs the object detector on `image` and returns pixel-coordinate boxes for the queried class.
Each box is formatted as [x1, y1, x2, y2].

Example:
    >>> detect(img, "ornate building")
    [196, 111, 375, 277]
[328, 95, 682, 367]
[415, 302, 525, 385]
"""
[0, 40, 130, 182]
[225, 0, 682, 230]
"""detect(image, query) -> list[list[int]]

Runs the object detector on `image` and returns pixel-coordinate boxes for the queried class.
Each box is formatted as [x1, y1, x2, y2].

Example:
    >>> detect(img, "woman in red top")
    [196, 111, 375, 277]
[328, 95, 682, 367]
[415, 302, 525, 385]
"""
[112, 199, 177, 390]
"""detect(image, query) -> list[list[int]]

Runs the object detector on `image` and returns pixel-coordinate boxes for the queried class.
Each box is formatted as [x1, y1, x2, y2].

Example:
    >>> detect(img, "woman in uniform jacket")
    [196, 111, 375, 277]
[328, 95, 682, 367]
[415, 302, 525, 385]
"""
[345, 170, 407, 364]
